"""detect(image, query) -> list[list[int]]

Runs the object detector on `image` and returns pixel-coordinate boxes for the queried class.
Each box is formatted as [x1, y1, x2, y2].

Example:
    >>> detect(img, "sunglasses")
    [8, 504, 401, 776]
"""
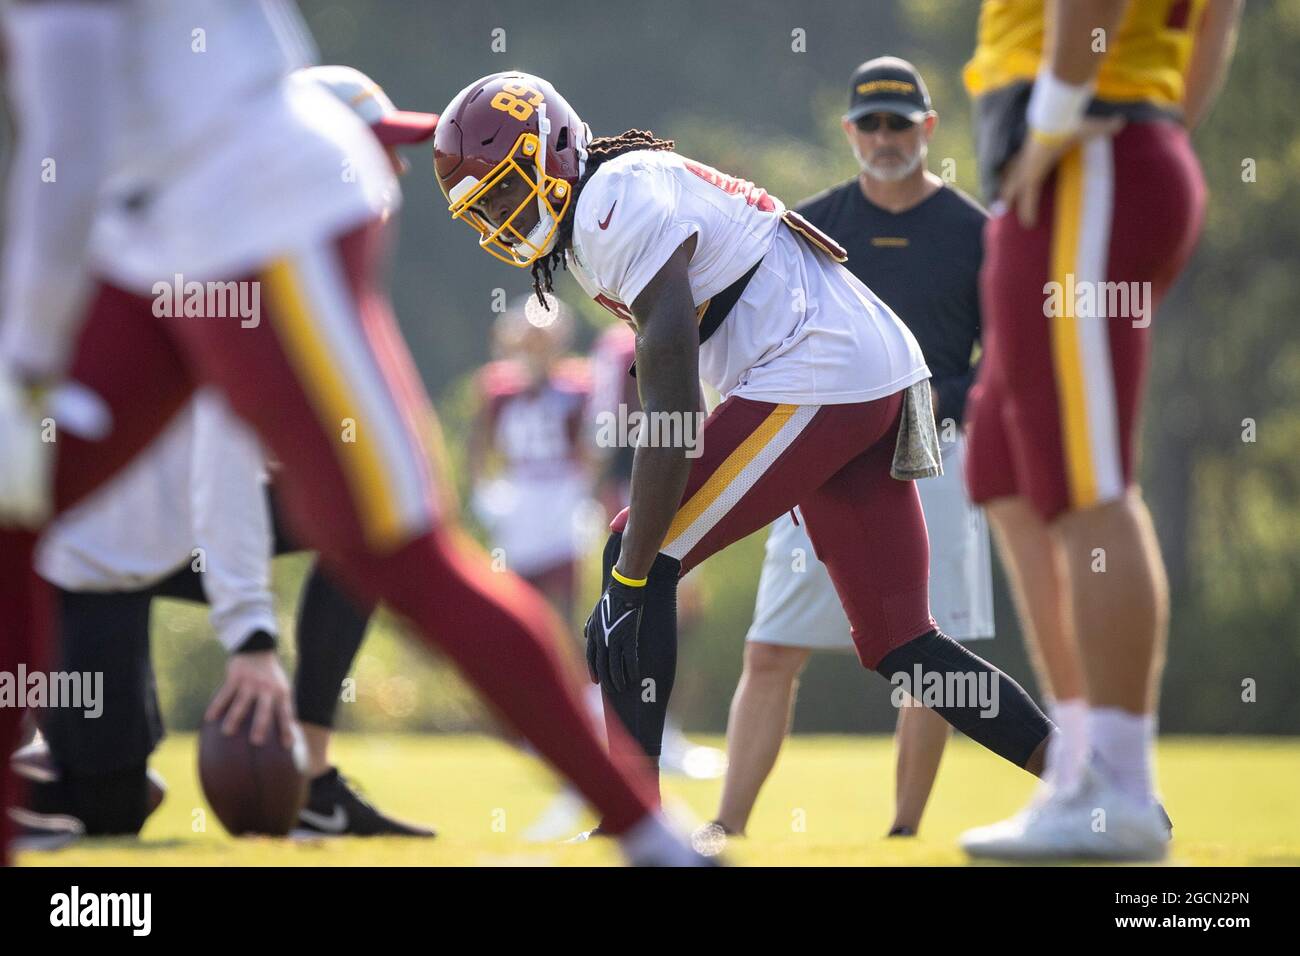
[855, 113, 916, 133]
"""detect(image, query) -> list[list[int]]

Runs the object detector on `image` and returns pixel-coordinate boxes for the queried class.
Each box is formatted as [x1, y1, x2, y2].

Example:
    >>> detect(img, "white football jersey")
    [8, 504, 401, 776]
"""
[0, 0, 396, 375]
[473, 363, 592, 575]
[567, 149, 929, 405]
[91, 0, 397, 291]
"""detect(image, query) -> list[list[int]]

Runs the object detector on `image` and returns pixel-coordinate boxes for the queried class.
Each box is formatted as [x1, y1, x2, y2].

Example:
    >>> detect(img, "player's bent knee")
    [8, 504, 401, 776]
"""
[743, 641, 810, 682]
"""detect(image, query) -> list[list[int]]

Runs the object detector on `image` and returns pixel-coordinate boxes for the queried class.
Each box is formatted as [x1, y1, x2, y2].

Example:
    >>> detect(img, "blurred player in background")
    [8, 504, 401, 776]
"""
[469, 293, 593, 625]
[435, 71, 1056, 837]
[715, 58, 994, 838]
[959, 0, 1241, 860]
[0, 0, 698, 866]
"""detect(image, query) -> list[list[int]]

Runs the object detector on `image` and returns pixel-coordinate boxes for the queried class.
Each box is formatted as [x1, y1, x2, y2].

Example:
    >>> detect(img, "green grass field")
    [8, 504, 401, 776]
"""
[18, 734, 1300, 867]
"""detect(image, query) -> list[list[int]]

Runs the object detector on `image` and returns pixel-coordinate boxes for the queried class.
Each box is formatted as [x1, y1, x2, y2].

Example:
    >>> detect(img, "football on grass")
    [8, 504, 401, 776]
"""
[198, 709, 308, 836]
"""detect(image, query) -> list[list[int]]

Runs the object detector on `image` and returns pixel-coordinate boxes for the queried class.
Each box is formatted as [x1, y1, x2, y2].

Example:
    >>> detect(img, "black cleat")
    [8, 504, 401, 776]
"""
[887, 825, 917, 838]
[292, 767, 436, 838]
[12, 736, 166, 827]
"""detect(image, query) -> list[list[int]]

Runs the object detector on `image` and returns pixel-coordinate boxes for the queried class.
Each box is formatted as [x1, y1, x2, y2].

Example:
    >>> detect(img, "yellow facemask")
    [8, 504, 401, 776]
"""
[447, 131, 572, 267]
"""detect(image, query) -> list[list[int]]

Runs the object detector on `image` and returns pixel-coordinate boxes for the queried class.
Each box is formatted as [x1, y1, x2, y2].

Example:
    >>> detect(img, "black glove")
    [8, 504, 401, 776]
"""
[584, 578, 645, 692]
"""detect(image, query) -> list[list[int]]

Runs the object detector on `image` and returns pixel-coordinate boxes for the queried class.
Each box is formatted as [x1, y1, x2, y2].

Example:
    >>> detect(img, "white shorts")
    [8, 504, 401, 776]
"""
[746, 435, 994, 649]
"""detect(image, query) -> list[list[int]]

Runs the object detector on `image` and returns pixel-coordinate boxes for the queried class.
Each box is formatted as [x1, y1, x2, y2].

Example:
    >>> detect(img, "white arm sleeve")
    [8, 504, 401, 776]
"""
[190, 390, 278, 652]
[0, 2, 123, 378]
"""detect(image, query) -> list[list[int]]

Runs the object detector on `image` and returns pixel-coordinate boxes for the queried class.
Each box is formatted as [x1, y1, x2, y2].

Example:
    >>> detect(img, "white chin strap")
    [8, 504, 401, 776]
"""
[526, 103, 555, 259]
[526, 211, 558, 258]
[517, 109, 588, 261]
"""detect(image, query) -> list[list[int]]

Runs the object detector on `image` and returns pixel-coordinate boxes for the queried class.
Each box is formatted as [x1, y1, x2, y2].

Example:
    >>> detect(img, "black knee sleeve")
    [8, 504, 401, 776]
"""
[597, 532, 679, 760]
[294, 563, 375, 728]
[876, 629, 1053, 769]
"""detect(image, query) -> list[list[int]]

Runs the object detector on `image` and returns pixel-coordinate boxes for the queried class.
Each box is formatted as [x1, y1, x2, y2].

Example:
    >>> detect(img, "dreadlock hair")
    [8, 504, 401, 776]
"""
[530, 129, 676, 307]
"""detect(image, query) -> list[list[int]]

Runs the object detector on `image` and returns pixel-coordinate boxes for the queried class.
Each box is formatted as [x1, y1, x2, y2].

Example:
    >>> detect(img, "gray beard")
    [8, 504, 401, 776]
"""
[855, 141, 926, 183]
[863, 148, 925, 182]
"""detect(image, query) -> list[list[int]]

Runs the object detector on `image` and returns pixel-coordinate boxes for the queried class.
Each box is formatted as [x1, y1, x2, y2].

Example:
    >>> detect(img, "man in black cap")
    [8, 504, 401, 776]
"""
[716, 57, 998, 838]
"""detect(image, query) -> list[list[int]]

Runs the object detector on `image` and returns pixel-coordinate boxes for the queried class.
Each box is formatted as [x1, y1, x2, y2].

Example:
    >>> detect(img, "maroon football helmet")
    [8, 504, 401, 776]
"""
[434, 71, 590, 266]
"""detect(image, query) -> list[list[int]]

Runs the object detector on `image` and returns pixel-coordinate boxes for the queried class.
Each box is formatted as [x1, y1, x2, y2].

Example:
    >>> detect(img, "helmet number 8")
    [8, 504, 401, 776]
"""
[490, 83, 545, 122]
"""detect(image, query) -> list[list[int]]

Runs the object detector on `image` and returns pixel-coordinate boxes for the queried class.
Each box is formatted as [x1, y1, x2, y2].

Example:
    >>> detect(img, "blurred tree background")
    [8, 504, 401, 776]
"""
[147, 0, 1297, 736]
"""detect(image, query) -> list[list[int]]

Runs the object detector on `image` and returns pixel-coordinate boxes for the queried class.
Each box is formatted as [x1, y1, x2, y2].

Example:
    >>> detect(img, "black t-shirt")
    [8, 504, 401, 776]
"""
[795, 179, 987, 425]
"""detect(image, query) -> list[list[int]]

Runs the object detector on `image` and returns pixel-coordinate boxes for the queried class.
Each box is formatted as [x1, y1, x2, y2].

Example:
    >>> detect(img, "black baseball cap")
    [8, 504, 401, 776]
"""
[846, 56, 932, 124]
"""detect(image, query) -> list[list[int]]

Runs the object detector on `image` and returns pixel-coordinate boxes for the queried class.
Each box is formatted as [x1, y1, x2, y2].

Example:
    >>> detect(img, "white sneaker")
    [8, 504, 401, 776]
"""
[8, 807, 85, 852]
[960, 761, 1169, 862]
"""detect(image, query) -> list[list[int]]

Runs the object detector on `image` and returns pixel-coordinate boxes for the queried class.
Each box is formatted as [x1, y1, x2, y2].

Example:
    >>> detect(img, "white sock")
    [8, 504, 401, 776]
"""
[1088, 707, 1156, 802]
[1046, 698, 1089, 791]
[619, 812, 700, 867]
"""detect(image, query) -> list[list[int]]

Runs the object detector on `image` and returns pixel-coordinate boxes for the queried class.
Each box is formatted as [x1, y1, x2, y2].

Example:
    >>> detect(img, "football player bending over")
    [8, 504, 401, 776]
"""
[434, 72, 1057, 837]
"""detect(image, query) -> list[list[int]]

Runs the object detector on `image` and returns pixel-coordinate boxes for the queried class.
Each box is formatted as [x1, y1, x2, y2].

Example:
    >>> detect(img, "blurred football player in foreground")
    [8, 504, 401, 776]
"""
[0, 1, 697, 866]
[9, 66, 438, 846]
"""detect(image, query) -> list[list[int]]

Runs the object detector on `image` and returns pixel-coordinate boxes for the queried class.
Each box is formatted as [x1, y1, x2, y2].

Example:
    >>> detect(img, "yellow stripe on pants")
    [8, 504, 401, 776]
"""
[1048, 148, 1097, 509]
[661, 403, 796, 551]
[263, 257, 405, 550]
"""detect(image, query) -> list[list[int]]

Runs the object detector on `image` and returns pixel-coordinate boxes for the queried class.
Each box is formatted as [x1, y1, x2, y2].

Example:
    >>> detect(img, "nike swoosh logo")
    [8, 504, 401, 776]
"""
[299, 805, 348, 833]
[600, 593, 635, 647]
[598, 202, 617, 230]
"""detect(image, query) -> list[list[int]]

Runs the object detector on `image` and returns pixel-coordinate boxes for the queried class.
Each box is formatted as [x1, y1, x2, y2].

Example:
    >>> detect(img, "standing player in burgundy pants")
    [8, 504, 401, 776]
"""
[960, 0, 1241, 860]
[0, 0, 695, 866]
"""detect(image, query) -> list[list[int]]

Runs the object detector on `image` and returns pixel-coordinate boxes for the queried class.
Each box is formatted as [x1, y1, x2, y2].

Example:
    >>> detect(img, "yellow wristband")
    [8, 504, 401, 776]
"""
[611, 567, 648, 588]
